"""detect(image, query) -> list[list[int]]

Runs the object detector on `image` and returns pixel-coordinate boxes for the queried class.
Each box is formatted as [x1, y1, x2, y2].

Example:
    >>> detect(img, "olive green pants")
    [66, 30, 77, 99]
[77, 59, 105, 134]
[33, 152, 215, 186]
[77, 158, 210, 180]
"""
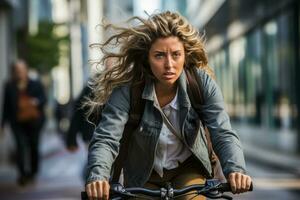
[143, 156, 206, 200]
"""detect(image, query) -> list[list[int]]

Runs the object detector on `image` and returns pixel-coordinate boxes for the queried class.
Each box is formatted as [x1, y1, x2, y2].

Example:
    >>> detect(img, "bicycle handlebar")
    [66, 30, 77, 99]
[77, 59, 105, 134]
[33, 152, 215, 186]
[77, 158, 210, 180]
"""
[81, 179, 253, 200]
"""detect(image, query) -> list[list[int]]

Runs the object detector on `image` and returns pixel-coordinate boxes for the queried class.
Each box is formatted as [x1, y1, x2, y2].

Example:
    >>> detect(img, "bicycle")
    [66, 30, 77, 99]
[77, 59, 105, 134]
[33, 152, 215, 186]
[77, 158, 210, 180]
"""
[81, 179, 253, 200]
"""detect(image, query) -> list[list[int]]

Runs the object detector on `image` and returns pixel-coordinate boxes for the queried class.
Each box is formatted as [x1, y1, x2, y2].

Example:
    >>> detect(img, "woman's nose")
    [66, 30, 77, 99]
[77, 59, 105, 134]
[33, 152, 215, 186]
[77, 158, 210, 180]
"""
[164, 54, 173, 68]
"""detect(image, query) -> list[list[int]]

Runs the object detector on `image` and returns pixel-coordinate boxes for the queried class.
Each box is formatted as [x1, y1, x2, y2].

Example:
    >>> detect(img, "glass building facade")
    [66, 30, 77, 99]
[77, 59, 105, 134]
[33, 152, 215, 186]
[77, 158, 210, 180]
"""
[207, 0, 300, 152]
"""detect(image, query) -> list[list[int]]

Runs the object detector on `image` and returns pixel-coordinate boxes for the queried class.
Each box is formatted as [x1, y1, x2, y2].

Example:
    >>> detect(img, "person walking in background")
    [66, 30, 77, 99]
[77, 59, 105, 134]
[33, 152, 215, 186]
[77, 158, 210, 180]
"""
[1, 59, 47, 186]
[65, 85, 95, 152]
[85, 11, 252, 200]
[65, 85, 96, 180]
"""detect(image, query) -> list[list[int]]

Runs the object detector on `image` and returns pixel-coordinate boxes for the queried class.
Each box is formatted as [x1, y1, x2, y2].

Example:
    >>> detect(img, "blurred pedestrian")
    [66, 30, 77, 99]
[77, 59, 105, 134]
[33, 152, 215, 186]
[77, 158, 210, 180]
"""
[65, 85, 95, 151]
[1, 59, 47, 186]
[65, 85, 96, 180]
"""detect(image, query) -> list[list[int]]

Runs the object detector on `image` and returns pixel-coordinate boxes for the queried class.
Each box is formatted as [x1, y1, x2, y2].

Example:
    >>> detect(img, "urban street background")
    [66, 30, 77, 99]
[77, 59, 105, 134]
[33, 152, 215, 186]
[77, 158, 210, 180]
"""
[0, 0, 300, 199]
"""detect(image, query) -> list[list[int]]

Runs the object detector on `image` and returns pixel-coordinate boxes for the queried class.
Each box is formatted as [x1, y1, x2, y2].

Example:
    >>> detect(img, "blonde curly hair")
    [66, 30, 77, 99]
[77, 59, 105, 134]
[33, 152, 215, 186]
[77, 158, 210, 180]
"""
[85, 11, 214, 117]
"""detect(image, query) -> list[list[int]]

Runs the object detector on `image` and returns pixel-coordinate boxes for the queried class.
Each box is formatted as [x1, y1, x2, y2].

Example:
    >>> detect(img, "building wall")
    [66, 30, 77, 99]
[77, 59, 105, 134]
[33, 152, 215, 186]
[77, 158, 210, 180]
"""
[204, 0, 300, 153]
[0, 1, 14, 122]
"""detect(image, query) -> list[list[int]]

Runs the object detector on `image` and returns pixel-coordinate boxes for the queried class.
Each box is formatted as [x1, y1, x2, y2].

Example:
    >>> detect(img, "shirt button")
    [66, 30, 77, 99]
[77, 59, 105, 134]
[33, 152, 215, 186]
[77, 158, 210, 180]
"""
[139, 126, 143, 132]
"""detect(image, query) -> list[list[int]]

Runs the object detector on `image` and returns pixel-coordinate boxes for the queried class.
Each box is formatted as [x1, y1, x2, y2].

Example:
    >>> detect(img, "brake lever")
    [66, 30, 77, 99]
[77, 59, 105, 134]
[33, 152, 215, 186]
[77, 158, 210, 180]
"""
[113, 190, 136, 198]
[221, 194, 233, 200]
[111, 184, 137, 199]
[110, 197, 123, 200]
[204, 190, 232, 200]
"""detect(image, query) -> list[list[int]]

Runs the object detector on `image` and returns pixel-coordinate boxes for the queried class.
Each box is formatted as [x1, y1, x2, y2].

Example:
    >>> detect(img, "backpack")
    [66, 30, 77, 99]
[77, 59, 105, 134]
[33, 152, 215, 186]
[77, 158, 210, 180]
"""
[111, 67, 225, 183]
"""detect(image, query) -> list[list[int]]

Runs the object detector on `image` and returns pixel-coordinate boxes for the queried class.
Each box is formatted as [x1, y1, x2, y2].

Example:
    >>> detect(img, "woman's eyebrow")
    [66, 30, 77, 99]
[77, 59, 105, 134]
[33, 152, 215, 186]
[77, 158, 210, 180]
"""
[153, 49, 182, 53]
[172, 50, 182, 53]
[153, 50, 166, 54]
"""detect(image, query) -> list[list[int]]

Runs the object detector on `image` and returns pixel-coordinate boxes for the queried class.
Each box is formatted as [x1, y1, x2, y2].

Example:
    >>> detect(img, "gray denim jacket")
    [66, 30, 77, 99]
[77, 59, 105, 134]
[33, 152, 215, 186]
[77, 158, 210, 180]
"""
[86, 69, 246, 187]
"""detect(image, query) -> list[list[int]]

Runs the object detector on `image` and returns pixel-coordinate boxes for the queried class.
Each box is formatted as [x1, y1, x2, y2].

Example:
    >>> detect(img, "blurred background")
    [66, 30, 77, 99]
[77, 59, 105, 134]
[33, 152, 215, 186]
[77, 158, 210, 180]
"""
[0, 0, 300, 199]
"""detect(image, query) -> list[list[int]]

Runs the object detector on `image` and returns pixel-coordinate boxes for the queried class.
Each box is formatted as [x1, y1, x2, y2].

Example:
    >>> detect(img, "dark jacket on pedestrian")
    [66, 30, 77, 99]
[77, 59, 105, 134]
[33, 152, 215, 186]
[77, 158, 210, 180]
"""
[65, 86, 95, 148]
[1, 78, 47, 128]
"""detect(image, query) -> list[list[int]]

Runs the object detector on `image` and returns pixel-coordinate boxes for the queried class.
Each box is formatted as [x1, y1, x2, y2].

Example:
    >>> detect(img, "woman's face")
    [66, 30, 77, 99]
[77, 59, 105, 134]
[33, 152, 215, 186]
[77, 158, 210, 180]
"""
[148, 36, 185, 88]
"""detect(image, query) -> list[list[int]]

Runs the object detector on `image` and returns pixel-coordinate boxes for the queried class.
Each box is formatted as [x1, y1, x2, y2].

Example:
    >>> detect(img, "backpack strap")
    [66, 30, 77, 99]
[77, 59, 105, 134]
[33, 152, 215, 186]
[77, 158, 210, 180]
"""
[111, 80, 146, 183]
[186, 67, 225, 180]
[185, 67, 214, 162]
[185, 67, 204, 102]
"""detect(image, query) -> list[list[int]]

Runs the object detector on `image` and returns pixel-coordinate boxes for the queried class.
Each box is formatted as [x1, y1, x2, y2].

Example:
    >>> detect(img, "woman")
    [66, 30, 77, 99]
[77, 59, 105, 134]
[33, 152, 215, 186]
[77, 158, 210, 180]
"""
[85, 11, 252, 200]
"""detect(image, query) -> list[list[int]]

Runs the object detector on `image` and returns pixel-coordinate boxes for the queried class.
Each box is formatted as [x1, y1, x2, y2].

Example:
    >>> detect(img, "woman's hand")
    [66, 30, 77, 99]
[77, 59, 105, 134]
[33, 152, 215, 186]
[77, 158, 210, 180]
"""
[227, 172, 252, 194]
[85, 180, 110, 200]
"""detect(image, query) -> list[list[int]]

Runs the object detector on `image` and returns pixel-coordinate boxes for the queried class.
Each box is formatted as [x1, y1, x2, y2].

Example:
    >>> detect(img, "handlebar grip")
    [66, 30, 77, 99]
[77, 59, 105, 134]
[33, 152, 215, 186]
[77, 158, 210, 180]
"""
[249, 182, 253, 191]
[81, 191, 88, 200]
[219, 183, 231, 192]
[219, 182, 253, 192]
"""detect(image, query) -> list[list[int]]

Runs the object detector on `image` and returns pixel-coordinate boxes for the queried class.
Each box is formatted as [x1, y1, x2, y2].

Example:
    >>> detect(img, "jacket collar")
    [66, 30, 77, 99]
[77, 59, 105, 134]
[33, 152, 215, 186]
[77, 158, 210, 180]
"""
[141, 70, 191, 108]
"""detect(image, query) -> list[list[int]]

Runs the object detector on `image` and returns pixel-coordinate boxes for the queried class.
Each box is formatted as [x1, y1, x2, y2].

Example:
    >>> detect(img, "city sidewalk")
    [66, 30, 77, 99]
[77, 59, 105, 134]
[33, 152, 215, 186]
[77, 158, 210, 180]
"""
[0, 120, 87, 200]
[234, 124, 300, 176]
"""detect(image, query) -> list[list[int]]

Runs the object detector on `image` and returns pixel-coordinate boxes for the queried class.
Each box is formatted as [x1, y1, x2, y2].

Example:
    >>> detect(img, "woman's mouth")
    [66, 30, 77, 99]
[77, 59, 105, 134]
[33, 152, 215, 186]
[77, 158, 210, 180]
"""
[162, 72, 176, 79]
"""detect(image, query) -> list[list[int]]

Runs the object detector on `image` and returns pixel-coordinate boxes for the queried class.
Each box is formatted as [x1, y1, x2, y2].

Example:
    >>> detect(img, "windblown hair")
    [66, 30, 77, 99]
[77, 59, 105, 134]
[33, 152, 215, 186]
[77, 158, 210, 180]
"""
[85, 11, 214, 117]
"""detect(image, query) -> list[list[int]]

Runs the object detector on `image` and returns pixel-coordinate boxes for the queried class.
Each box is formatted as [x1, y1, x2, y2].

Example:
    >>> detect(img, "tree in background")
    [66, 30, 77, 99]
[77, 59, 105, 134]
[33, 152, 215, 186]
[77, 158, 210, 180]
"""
[18, 21, 69, 74]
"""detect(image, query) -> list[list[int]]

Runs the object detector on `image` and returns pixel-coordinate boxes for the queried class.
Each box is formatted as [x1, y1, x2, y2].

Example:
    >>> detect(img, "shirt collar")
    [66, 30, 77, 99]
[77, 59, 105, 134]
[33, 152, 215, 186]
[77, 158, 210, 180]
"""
[166, 88, 179, 110]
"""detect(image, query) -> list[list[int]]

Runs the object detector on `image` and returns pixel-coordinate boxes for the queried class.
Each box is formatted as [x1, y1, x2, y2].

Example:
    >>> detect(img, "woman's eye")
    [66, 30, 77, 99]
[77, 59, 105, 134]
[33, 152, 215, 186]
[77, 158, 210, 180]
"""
[173, 53, 181, 57]
[154, 54, 164, 59]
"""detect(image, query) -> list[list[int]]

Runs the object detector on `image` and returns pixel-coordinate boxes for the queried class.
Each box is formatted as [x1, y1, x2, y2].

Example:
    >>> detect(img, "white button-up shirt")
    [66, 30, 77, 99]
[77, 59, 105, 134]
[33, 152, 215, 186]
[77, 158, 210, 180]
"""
[153, 88, 192, 177]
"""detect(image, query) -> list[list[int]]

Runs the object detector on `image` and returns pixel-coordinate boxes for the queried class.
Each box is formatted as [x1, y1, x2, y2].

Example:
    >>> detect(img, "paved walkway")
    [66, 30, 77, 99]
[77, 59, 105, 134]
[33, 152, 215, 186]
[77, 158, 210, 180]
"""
[0, 122, 87, 200]
[233, 124, 300, 176]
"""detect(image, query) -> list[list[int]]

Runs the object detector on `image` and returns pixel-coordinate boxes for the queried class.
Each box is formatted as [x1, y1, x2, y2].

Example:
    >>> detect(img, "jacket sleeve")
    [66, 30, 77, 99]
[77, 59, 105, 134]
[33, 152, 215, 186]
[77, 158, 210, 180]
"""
[86, 85, 130, 184]
[35, 80, 47, 109]
[197, 69, 246, 177]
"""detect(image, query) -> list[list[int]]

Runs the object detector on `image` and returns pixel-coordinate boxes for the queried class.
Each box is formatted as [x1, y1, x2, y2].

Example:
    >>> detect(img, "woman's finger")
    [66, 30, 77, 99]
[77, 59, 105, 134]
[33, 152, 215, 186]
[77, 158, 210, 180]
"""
[96, 181, 103, 200]
[245, 175, 252, 191]
[235, 173, 242, 194]
[91, 182, 98, 200]
[228, 173, 237, 194]
[240, 174, 248, 192]
[103, 181, 110, 200]
[85, 184, 93, 200]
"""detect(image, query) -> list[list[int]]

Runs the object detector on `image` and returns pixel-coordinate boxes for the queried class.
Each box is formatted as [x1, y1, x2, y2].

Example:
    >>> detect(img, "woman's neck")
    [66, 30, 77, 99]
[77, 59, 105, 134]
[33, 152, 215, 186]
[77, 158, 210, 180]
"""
[154, 82, 177, 107]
